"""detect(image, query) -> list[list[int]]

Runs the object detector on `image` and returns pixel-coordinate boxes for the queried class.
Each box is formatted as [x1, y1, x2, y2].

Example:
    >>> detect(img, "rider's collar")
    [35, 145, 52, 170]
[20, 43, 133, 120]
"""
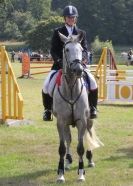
[65, 24, 75, 36]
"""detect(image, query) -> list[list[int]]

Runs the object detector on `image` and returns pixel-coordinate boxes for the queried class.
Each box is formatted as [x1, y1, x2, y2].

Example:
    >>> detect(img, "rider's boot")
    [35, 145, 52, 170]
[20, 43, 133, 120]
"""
[42, 90, 53, 121]
[88, 89, 98, 119]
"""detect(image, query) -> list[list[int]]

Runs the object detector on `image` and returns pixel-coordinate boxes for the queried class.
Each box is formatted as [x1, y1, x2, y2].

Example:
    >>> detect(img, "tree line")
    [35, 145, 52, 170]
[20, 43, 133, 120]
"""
[0, 0, 133, 51]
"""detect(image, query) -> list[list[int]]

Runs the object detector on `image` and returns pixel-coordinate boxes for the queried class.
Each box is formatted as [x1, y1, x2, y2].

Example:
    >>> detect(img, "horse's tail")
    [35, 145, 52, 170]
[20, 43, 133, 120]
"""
[84, 119, 104, 151]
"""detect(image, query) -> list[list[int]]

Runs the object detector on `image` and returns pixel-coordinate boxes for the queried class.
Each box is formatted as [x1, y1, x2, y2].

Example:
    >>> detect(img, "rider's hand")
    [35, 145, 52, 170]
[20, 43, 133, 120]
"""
[56, 58, 63, 68]
[82, 59, 87, 65]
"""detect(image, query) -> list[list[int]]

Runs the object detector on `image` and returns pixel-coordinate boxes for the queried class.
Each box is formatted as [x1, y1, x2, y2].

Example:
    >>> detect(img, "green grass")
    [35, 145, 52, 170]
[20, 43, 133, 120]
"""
[0, 62, 133, 186]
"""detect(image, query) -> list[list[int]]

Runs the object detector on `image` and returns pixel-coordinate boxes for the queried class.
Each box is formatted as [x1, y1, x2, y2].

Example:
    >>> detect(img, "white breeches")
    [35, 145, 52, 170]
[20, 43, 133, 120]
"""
[42, 69, 97, 94]
[42, 70, 57, 94]
[84, 68, 98, 90]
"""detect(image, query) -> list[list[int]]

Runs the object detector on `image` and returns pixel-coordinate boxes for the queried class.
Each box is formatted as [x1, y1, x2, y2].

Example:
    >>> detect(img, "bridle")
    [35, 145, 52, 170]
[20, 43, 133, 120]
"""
[63, 41, 82, 73]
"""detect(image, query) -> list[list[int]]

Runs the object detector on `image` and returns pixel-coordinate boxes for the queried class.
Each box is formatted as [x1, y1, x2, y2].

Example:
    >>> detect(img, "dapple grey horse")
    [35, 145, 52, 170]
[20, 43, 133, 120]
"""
[53, 33, 103, 182]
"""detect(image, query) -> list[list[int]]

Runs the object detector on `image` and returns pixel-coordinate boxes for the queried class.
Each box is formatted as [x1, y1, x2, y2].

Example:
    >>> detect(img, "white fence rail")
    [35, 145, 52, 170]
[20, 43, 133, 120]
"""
[106, 70, 133, 102]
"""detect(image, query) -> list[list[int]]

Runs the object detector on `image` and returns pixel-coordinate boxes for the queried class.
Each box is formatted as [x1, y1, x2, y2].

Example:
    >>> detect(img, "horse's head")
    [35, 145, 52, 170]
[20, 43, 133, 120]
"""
[59, 32, 83, 77]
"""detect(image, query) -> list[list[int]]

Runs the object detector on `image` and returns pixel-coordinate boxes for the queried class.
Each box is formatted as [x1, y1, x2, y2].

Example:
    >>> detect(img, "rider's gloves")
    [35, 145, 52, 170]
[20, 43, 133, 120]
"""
[56, 58, 63, 68]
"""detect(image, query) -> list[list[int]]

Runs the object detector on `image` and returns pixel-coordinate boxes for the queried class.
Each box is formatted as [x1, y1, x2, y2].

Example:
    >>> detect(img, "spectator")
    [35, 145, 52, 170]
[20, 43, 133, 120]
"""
[87, 50, 93, 65]
[127, 48, 133, 60]
[18, 51, 23, 63]
[89, 50, 93, 65]
[11, 51, 15, 62]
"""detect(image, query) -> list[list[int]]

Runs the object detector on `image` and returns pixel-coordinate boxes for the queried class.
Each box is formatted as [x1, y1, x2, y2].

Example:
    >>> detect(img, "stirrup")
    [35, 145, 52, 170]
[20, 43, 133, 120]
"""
[43, 110, 52, 121]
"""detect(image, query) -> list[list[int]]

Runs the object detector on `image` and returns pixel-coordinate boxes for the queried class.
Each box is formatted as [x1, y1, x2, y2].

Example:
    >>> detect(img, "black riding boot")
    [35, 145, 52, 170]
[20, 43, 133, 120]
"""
[42, 90, 53, 121]
[88, 89, 98, 119]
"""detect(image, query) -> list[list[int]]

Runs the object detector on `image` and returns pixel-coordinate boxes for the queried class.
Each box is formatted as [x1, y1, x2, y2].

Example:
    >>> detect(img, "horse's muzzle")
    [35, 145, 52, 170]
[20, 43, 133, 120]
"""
[71, 59, 83, 77]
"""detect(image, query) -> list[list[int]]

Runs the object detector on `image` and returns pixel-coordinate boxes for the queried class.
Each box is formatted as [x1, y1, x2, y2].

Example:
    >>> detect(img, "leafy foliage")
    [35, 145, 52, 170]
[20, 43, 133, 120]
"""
[51, 0, 133, 45]
[27, 16, 64, 52]
[91, 36, 114, 54]
[0, 0, 133, 47]
[0, 0, 52, 40]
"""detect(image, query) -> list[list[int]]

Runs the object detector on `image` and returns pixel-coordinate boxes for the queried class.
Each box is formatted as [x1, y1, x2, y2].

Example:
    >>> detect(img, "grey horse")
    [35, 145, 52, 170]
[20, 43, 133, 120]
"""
[53, 33, 103, 182]
[121, 52, 133, 66]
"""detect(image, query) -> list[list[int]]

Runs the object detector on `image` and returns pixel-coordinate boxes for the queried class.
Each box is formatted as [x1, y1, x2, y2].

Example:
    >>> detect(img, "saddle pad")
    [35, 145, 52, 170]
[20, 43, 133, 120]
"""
[56, 69, 62, 86]
[48, 70, 62, 97]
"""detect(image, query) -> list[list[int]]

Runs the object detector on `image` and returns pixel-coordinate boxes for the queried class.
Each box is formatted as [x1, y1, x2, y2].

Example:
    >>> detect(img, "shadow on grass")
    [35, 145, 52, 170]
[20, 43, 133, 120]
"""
[117, 146, 133, 158]
[0, 169, 57, 186]
[0, 166, 88, 186]
[103, 146, 133, 168]
[0, 163, 92, 186]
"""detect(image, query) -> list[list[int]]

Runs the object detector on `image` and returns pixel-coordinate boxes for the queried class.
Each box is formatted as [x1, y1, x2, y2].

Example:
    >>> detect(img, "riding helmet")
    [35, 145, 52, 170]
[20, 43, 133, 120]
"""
[63, 5, 78, 17]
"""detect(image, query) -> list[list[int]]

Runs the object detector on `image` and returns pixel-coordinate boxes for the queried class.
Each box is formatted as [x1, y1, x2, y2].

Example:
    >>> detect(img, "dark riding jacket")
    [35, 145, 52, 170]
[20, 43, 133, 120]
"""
[50, 25, 88, 70]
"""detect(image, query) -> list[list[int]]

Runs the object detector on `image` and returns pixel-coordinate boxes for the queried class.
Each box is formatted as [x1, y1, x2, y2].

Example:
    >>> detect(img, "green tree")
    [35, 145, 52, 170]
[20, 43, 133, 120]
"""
[12, 11, 36, 40]
[1, 0, 133, 45]
[27, 16, 63, 52]
[3, 21, 22, 39]
[0, 0, 52, 40]
[0, 0, 11, 40]
[51, 0, 133, 45]
[29, 0, 52, 20]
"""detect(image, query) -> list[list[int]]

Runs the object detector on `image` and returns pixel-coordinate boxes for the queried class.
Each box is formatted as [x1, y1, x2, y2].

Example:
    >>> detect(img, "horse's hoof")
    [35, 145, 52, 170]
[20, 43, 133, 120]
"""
[57, 175, 65, 183]
[78, 169, 85, 182]
[88, 162, 95, 168]
[78, 175, 85, 182]
[57, 179, 65, 183]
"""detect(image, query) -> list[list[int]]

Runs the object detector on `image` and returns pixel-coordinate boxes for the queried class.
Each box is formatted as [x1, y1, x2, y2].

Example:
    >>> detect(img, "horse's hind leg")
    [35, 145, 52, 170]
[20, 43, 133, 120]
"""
[86, 150, 95, 167]
[86, 119, 95, 167]
[64, 125, 73, 170]
[57, 121, 66, 183]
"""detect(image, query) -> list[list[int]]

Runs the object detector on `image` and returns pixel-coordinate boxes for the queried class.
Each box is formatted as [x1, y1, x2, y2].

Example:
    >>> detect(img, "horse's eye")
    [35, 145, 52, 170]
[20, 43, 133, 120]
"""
[66, 48, 69, 52]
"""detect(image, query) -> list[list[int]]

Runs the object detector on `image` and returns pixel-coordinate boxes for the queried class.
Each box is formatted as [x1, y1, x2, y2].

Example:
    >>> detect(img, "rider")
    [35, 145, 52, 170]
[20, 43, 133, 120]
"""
[42, 5, 98, 121]
[128, 48, 133, 60]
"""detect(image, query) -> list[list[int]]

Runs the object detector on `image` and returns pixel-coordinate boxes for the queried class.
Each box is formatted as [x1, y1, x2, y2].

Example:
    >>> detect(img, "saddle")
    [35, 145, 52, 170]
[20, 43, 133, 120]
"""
[48, 69, 91, 97]
[48, 69, 90, 97]
[55, 69, 62, 86]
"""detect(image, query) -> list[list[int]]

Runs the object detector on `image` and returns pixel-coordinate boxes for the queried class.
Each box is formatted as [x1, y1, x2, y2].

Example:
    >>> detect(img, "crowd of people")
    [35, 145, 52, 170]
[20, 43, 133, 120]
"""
[10, 50, 52, 63]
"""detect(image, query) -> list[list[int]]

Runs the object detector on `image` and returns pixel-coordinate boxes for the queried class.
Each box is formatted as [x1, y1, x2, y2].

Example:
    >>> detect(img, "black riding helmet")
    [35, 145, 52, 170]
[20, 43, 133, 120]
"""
[63, 5, 78, 17]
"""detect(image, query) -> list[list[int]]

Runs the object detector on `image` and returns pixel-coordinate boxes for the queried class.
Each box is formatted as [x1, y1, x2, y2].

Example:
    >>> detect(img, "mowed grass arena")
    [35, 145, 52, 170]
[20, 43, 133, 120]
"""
[0, 62, 133, 186]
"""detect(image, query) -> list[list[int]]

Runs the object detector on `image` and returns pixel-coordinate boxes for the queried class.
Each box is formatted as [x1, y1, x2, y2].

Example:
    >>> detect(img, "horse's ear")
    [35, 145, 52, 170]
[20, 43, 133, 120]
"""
[78, 33, 84, 43]
[69, 34, 83, 43]
[58, 32, 68, 43]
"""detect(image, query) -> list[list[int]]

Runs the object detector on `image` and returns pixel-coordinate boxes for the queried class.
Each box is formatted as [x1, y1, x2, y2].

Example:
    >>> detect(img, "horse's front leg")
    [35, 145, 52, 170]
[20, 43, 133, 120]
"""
[76, 121, 86, 181]
[57, 120, 66, 183]
[64, 125, 73, 170]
